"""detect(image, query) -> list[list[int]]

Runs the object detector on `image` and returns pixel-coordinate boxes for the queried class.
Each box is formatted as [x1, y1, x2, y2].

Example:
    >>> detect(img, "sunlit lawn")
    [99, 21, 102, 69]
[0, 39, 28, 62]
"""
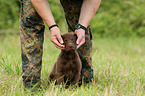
[0, 33, 145, 96]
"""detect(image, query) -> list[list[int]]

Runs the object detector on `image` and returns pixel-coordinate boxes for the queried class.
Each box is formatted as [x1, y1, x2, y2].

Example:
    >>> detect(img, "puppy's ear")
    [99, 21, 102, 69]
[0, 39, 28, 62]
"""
[74, 33, 78, 40]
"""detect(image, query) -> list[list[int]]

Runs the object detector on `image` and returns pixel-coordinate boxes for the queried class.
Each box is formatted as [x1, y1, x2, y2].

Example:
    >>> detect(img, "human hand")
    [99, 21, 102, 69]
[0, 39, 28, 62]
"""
[50, 27, 65, 49]
[75, 29, 85, 49]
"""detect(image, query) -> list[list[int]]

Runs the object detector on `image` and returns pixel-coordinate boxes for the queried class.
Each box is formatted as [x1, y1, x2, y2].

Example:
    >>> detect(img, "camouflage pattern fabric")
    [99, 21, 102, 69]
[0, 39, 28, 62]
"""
[20, 0, 94, 88]
[20, 0, 45, 88]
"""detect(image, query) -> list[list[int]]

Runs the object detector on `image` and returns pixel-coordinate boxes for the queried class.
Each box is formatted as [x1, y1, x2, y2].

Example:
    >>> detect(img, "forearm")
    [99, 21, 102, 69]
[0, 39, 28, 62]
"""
[79, 0, 101, 27]
[31, 0, 64, 49]
[31, 0, 56, 27]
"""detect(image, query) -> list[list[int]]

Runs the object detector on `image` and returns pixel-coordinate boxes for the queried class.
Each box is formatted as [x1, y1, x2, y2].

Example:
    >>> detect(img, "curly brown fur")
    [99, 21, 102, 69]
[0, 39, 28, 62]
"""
[48, 32, 82, 86]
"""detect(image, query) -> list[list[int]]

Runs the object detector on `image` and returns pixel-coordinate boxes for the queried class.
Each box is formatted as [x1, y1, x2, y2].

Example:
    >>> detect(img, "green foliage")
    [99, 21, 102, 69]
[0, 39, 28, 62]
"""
[0, 0, 20, 29]
[0, 0, 145, 37]
[90, 0, 145, 37]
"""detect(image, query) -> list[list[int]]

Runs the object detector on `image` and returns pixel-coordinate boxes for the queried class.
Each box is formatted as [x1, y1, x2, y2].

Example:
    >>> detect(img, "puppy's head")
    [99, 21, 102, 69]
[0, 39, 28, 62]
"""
[61, 32, 77, 51]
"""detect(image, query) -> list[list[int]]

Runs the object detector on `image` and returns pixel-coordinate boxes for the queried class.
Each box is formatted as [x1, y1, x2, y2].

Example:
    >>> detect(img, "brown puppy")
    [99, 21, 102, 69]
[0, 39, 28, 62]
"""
[48, 32, 82, 86]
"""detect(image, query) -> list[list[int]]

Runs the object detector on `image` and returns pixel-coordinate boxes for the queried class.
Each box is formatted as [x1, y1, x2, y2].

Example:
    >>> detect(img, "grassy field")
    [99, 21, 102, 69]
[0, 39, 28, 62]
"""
[0, 32, 145, 96]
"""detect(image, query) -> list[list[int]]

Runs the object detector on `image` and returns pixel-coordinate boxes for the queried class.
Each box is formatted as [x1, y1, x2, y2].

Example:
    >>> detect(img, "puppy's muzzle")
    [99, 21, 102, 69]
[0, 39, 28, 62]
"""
[66, 43, 76, 51]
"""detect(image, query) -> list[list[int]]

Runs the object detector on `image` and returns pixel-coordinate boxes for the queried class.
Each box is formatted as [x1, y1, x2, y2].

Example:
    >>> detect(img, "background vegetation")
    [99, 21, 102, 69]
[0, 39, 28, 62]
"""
[0, 0, 145, 37]
[0, 0, 145, 96]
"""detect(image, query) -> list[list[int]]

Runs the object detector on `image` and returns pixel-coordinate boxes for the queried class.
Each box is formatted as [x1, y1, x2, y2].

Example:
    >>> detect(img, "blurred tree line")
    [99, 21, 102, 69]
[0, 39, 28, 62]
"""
[0, 0, 145, 37]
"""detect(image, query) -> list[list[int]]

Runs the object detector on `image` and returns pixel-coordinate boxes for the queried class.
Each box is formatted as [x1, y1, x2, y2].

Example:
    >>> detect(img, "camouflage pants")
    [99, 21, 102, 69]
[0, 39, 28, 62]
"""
[20, 0, 93, 88]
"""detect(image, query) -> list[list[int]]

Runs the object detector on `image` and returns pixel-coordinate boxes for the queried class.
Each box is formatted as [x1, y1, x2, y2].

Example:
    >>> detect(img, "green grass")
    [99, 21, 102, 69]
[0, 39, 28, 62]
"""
[0, 33, 145, 96]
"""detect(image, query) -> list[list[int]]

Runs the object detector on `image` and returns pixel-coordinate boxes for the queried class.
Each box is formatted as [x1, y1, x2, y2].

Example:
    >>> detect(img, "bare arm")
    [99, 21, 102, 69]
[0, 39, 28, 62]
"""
[76, 0, 101, 48]
[31, 0, 64, 49]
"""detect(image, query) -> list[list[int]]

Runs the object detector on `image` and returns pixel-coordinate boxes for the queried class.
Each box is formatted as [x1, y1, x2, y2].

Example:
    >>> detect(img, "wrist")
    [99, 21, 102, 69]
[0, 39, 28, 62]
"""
[75, 24, 88, 32]
[49, 26, 60, 35]
[49, 24, 58, 30]
[78, 22, 88, 28]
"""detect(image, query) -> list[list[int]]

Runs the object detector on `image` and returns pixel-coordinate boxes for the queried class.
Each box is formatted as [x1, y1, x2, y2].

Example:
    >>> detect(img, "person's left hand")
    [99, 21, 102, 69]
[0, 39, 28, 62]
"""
[75, 29, 85, 49]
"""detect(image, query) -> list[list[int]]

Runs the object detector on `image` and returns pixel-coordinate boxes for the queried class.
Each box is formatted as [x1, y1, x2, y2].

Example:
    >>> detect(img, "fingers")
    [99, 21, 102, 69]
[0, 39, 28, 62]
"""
[51, 37, 64, 49]
[50, 27, 64, 49]
[57, 35, 64, 44]
[75, 29, 85, 49]
[77, 38, 85, 49]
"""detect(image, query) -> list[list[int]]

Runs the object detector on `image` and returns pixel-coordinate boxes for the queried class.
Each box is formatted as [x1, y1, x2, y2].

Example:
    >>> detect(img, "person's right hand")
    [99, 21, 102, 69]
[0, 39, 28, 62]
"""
[50, 27, 65, 49]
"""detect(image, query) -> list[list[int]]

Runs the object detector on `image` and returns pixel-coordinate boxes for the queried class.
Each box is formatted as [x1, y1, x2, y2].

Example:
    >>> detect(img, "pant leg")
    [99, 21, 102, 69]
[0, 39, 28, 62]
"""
[20, 0, 45, 88]
[60, 0, 94, 84]
[78, 27, 94, 84]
